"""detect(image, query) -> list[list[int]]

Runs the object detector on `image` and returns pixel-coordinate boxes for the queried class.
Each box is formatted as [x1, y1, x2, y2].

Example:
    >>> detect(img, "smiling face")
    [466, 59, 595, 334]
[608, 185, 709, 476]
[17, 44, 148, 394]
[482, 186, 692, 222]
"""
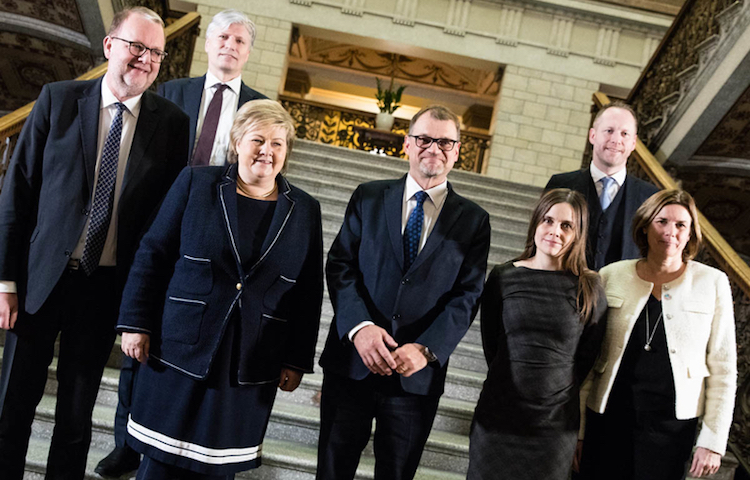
[103, 13, 164, 101]
[235, 123, 288, 185]
[404, 114, 459, 188]
[589, 107, 637, 176]
[534, 202, 576, 266]
[205, 23, 251, 81]
[646, 204, 692, 261]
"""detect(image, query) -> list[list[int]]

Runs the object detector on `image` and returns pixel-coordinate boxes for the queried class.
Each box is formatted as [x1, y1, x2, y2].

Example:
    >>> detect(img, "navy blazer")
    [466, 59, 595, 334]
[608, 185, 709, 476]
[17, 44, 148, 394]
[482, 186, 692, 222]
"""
[0, 78, 190, 314]
[157, 75, 267, 152]
[116, 165, 323, 384]
[545, 169, 659, 266]
[319, 176, 491, 396]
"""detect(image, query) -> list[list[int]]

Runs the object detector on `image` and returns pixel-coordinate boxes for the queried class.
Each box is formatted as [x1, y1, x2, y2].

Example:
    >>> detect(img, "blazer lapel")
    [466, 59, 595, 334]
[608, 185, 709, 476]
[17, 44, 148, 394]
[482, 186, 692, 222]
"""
[184, 76, 204, 148]
[78, 78, 103, 195]
[384, 177, 406, 270]
[250, 175, 295, 271]
[218, 164, 243, 275]
[238, 82, 253, 108]
[120, 92, 158, 200]
[409, 185, 462, 272]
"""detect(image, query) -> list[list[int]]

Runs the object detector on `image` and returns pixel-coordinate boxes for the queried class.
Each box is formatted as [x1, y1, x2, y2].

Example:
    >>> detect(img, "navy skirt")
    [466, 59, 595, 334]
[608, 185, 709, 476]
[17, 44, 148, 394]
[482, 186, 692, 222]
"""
[126, 313, 278, 475]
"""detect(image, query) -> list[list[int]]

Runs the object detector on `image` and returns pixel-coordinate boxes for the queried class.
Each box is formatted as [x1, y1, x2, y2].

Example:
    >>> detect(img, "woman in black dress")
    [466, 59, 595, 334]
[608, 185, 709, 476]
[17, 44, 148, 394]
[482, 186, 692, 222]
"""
[116, 100, 323, 479]
[467, 188, 607, 480]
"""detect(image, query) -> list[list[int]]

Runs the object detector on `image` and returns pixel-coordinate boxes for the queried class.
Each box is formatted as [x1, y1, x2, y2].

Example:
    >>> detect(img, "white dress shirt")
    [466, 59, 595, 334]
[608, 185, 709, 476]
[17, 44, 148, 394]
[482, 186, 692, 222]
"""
[348, 174, 450, 340]
[590, 162, 627, 206]
[194, 71, 242, 166]
[0, 76, 141, 293]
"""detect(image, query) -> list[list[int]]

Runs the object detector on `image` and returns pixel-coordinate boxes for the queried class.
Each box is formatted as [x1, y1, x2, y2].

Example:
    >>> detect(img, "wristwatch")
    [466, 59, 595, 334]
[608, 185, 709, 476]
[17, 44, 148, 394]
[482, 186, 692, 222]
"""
[423, 346, 438, 363]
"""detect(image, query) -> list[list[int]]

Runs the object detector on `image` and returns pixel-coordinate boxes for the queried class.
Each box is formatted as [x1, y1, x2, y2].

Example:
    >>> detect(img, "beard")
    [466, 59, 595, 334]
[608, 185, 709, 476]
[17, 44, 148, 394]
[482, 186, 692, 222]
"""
[418, 155, 446, 178]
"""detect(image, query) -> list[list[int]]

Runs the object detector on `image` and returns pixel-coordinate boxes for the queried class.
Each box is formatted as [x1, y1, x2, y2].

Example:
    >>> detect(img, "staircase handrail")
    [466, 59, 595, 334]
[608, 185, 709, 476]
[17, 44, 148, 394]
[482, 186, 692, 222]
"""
[594, 91, 750, 296]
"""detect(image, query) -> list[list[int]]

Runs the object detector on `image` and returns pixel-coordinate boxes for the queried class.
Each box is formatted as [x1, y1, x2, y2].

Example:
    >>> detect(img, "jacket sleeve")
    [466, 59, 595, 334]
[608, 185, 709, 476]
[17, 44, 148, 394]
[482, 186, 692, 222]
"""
[574, 278, 608, 386]
[695, 271, 737, 455]
[480, 265, 504, 367]
[414, 210, 491, 366]
[282, 198, 324, 373]
[116, 167, 193, 333]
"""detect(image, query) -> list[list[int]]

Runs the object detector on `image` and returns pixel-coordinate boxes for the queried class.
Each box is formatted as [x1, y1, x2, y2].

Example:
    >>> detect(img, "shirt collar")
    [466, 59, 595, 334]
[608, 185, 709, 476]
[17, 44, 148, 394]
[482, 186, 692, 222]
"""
[590, 161, 626, 187]
[205, 70, 242, 95]
[405, 173, 448, 205]
[100, 74, 142, 118]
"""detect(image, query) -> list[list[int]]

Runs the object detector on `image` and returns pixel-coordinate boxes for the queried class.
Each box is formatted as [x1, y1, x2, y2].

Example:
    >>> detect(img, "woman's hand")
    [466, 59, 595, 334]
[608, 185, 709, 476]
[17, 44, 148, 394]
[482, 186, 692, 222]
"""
[690, 447, 721, 477]
[572, 440, 583, 473]
[278, 367, 303, 392]
[121, 332, 150, 364]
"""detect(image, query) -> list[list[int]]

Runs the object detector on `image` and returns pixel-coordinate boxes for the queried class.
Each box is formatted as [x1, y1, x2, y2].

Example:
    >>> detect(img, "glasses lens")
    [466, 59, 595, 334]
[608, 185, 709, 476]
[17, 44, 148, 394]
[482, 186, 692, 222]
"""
[436, 139, 456, 151]
[129, 42, 147, 57]
[415, 136, 433, 148]
[153, 50, 166, 63]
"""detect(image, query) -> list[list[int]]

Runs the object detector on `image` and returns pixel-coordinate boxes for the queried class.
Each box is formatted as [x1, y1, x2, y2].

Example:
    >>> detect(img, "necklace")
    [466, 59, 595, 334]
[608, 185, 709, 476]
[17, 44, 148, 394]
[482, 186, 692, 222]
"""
[644, 307, 663, 352]
[237, 179, 277, 199]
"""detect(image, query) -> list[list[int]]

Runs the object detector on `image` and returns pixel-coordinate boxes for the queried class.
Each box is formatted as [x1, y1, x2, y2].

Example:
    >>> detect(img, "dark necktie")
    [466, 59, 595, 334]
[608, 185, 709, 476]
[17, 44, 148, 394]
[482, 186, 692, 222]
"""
[403, 191, 428, 271]
[80, 102, 126, 276]
[192, 83, 229, 166]
[600, 176, 615, 211]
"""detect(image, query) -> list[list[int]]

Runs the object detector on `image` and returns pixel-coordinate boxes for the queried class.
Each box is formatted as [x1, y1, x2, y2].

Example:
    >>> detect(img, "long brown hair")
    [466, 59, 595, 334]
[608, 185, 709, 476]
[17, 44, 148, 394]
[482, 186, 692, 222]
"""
[516, 188, 600, 323]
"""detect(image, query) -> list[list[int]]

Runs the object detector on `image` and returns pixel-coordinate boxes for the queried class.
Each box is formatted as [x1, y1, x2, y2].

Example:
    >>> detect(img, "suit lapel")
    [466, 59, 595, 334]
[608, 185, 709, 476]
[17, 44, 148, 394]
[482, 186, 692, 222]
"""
[184, 76, 205, 149]
[409, 185, 462, 272]
[251, 175, 295, 271]
[78, 79, 103, 195]
[120, 91, 158, 200]
[219, 165, 243, 275]
[238, 82, 253, 108]
[384, 177, 406, 270]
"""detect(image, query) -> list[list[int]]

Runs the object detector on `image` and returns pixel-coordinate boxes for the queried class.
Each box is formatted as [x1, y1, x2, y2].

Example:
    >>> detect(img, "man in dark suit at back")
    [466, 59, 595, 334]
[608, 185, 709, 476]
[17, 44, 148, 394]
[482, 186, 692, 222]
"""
[159, 9, 266, 166]
[545, 101, 659, 270]
[316, 105, 491, 480]
[94, 9, 267, 477]
[0, 7, 189, 479]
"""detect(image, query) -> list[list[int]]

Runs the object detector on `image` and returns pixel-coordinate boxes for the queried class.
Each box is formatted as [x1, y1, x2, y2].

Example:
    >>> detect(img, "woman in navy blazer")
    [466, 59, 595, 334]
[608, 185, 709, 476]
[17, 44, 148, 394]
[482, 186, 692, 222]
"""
[115, 100, 323, 479]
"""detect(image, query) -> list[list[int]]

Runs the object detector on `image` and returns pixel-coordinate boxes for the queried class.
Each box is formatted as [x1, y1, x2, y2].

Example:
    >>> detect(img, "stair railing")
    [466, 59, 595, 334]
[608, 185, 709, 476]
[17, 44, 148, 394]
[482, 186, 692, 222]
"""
[0, 11, 201, 192]
[594, 91, 750, 472]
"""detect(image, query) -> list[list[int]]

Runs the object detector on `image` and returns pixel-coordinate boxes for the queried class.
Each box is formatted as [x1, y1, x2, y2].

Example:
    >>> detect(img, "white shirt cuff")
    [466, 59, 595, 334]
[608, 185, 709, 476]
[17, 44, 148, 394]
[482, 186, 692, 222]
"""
[0, 281, 17, 294]
[347, 321, 375, 342]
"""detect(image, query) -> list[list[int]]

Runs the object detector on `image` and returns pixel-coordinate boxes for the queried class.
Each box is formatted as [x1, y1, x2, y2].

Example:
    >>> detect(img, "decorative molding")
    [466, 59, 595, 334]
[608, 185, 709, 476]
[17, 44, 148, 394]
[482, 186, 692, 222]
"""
[0, 12, 91, 49]
[495, 6, 522, 46]
[393, 0, 417, 26]
[342, 0, 365, 16]
[547, 16, 573, 57]
[594, 26, 620, 66]
[444, 0, 472, 36]
[290, 0, 313, 5]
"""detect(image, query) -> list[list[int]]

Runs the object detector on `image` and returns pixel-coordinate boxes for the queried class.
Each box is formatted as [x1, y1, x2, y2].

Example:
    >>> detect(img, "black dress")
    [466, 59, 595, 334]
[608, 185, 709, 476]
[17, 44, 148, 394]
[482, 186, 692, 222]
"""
[467, 262, 606, 480]
[128, 195, 278, 476]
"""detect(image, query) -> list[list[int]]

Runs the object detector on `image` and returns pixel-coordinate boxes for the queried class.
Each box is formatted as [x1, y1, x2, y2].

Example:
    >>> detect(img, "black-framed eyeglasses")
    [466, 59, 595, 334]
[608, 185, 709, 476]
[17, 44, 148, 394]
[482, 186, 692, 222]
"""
[408, 135, 458, 151]
[111, 36, 168, 63]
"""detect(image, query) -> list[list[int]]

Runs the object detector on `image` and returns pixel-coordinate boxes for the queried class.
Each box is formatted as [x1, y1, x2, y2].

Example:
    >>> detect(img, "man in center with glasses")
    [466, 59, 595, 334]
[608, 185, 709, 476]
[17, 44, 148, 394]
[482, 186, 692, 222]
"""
[317, 105, 491, 480]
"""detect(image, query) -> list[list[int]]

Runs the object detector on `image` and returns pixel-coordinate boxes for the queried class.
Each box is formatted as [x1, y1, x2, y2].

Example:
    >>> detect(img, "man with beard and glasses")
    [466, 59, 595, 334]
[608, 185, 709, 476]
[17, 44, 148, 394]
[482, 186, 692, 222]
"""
[316, 105, 491, 480]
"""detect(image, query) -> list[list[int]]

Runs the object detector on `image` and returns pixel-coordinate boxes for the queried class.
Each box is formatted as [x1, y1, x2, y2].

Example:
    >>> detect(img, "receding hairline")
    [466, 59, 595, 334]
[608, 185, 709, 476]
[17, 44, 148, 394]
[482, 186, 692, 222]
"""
[592, 103, 638, 133]
[109, 7, 164, 36]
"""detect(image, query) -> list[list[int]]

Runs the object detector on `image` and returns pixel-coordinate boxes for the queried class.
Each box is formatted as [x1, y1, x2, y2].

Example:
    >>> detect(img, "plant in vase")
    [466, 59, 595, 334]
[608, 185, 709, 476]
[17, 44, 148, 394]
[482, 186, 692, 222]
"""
[375, 77, 406, 131]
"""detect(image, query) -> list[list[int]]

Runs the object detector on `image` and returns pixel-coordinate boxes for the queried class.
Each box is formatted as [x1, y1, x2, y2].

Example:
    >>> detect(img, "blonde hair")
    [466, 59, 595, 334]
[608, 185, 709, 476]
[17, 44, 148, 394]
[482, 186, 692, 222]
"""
[227, 100, 296, 174]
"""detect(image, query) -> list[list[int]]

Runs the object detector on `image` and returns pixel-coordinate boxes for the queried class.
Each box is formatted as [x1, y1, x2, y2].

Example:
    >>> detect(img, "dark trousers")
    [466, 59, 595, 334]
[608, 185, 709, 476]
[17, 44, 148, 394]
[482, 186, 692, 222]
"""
[316, 371, 440, 480]
[114, 355, 138, 447]
[579, 407, 699, 480]
[0, 267, 118, 480]
[136, 456, 234, 480]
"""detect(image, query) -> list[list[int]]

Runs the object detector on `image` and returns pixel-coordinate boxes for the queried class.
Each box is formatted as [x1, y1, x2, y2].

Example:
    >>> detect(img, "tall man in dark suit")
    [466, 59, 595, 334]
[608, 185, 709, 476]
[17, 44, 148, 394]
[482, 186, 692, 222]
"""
[95, 11, 267, 477]
[316, 105, 491, 480]
[159, 9, 266, 166]
[0, 7, 189, 479]
[545, 102, 659, 270]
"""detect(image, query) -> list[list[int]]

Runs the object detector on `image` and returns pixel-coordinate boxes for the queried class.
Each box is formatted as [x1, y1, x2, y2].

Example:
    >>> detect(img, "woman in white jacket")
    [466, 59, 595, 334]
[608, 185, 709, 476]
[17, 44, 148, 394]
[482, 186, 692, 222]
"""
[577, 189, 736, 480]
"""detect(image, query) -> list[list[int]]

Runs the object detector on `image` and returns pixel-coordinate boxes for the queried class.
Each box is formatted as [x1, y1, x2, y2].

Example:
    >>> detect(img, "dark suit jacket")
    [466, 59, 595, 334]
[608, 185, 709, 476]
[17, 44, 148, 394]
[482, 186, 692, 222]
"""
[545, 169, 659, 267]
[319, 176, 491, 396]
[0, 78, 190, 314]
[157, 75, 267, 151]
[116, 165, 323, 383]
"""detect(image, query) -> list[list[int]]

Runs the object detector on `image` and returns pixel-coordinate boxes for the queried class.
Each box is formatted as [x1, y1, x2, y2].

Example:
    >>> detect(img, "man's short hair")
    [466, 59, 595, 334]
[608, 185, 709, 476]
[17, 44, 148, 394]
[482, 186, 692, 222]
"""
[109, 7, 164, 35]
[408, 105, 461, 140]
[206, 10, 257, 48]
[592, 101, 638, 133]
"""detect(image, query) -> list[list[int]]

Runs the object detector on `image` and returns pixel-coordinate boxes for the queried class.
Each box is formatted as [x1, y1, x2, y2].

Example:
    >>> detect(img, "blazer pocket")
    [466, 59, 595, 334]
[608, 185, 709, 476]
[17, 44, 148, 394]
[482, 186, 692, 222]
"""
[161, 296, 206, 345]
[687, 364, 711, 379]
[605, 295, 624, 309]
[262, 275, 297, 316]
[683, 300, 713, 315]
[175, 255, 213, 295]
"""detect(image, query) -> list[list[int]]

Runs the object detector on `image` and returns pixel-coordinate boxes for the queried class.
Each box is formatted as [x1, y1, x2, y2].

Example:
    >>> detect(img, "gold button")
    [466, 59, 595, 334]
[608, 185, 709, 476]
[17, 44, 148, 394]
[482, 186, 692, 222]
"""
[236, 283, 242, 290]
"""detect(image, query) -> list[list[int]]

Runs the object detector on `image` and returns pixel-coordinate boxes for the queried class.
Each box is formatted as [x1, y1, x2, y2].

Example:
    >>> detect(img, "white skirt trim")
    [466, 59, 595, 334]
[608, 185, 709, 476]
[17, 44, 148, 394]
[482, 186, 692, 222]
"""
[127, 415, 262, 465]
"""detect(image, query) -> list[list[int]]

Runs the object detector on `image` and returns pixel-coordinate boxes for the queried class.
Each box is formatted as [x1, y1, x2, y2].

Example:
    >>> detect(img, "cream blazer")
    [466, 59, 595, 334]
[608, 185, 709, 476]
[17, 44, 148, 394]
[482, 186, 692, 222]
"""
[580, 259, 736, 455]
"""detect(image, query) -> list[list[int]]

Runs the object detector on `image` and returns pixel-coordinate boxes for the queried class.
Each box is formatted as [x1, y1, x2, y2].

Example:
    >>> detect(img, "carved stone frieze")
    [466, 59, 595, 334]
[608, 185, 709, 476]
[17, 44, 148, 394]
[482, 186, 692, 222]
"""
[0, 0, 84, 33]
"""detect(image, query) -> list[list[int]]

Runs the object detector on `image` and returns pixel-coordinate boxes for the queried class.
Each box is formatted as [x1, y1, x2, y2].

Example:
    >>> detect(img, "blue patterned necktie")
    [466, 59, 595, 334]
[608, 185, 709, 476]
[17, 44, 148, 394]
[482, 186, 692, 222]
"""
[80, 102, 126, 276]
[403, 191, 428, 271]
[599, 176, 615, 212]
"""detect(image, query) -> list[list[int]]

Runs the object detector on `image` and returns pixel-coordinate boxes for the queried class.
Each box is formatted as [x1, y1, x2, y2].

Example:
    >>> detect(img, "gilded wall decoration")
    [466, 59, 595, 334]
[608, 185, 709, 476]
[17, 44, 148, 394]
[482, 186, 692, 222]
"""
[0, 0, 84, 33]
[291, 36, 500, 96]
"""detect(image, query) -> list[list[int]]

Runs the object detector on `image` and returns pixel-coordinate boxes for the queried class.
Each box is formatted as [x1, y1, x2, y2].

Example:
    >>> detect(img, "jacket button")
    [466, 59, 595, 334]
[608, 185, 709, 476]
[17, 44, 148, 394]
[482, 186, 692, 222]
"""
[392, 314, 401, 321]
[664, 293, 671, 300]
[666, 313, 673, 319]
[236, 283, 242, 291]
[401, 278, 410, 285]
[81, 208, 89, 215]
[64, 250, 71, 256]
[663, 285, 670, 291]
[670, 348, 676, 354]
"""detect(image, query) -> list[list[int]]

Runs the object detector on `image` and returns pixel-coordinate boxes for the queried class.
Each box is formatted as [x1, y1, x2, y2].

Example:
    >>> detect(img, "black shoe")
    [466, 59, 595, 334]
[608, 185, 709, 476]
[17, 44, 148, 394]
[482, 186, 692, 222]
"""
[95, 445, 141, 478]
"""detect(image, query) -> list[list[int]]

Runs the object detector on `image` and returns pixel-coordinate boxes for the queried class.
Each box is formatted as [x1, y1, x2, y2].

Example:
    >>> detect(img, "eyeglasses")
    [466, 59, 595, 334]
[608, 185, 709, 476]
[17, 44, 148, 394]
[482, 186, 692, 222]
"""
[111, 36, 168, 63]
[408, 135, 458, 151]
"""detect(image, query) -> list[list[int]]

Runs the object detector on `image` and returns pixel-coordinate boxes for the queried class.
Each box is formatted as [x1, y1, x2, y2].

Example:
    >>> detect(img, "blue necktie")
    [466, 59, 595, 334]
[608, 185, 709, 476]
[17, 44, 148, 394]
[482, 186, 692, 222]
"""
[80, 102, 126, 276]
[600, 176, 615, 212]
[403, 191, 427, 271]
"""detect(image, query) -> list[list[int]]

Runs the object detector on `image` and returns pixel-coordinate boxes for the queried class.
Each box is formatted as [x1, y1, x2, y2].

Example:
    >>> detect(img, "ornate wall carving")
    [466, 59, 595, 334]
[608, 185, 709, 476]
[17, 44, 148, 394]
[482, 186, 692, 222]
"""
[0, 0, 85, 33]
